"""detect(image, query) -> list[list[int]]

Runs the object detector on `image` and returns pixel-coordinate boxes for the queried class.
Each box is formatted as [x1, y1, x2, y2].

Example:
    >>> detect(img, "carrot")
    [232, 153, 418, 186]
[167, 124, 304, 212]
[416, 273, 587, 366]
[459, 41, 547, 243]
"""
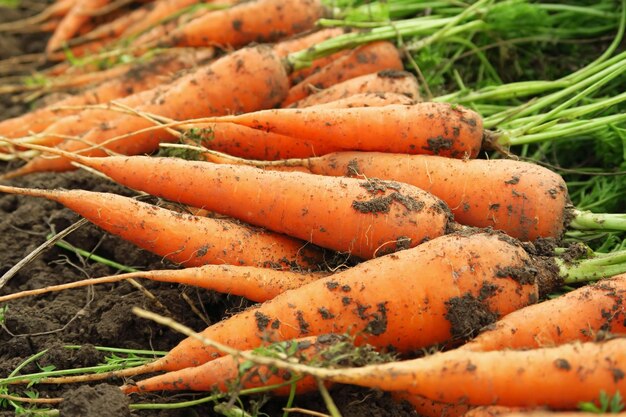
[0, 0, 75, 32]
[183, 103, 483, 158]
[323, 338, 626, 409]
[0, 265, 326, 304]
[3, 146, 453, 259]
[152, 0, 326, 49]
[120, 335, 344, 394]
[290, 70, 422, 108]
[181, 93, 414, 161]
[46, 0, 111, 54]
[229, 152, 569, 241]
[281, 41, 404, 107]
[24, 231, 540, 383]
[461, 407, 534, 417]
[461, 273, 626, 352]
[0, 50, 209, 139]
[393, 392, 472, 417]
[479, 412, 626, 417]
[2, 44, 290, 177]
[0, 185, 324, 270]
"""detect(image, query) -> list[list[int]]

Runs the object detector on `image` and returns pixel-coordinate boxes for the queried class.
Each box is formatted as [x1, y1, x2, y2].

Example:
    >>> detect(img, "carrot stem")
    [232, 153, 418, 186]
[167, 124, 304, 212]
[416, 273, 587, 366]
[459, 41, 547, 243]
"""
[558, 248, 626, 284]
[570, 211, 626, 233]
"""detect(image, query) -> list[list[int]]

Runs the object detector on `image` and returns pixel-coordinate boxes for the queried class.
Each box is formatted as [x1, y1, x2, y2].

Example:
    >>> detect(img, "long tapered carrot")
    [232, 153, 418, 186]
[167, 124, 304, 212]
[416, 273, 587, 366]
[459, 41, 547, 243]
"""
[229, 152, 568, 241]
[290, 70, 422, 108]
[21, 231, 541, 384]
[0, 265, 326, 304]
[157, 0, 326, 49]
[323, 338, 626, 409]
[46, 0, 111, 54]
[0, 185, 324, 270]
[0, 0, 75, 32]
[0, 50, 209, 140]
[3, 146, 453, 259]
[2, 44, 290, 177]
[461, 274, 626, 352]
[281, 41, 404, 107]
[181, 103, 483, 158]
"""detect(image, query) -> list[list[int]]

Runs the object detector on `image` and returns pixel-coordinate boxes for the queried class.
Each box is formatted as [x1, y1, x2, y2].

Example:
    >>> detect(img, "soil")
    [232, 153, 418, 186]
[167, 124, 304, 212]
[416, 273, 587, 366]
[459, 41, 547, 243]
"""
[0, 5, 417, 417]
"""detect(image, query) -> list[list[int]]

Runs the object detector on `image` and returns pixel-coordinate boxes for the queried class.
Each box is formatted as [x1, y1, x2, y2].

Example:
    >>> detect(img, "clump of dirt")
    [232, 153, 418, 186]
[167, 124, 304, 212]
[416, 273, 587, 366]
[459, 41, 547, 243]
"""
[59, 384, 131, 417]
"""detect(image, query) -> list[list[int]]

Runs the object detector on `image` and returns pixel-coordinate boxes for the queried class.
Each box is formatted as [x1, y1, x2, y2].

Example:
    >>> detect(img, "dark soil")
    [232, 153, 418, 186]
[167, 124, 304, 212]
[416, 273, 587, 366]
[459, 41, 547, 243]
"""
[0, 6, 416, 417]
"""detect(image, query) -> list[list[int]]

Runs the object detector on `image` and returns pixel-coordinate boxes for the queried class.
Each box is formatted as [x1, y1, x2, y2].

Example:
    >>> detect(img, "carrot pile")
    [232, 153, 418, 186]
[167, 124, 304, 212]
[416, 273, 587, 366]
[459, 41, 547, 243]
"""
[0, 0, 625, 416]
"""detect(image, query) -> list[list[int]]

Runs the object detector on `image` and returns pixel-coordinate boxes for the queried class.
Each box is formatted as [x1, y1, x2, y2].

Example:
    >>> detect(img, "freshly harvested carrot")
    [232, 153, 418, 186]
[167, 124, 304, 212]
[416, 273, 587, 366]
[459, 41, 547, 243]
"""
[156, 0, 326, 48]
[0, 265, 326, 304]
[461, 274, 626, 352]
[0, 50, 208, 139]
[187, 103, 483, 158]
[311, 92, 417, 108]
[27, 231, 540, 383]
[4, 147, 453, 259]
[232, 152, 568, 241]
[485, 412, 626, 417]
[281, 41, 404, 107]
[0, 0, 75, 32]
[0, 185, 324, 270]
[393, 393, 472, 417]
[290, 70, 422, 108]
[323, 338, 626, 409]
[46, 0, 111, 54]
[461, 407, 534, 417]
[121, 335, 343, 394]
[2, 45, 290, 177]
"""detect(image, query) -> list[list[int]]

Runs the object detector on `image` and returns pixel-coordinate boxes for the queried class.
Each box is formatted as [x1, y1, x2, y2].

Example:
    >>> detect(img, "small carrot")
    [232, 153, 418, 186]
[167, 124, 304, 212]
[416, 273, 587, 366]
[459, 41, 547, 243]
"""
[3, 147, 453, 259]
[0, 185, 324, 270]
[3, 44, 290, 177]
[323, 338, 626, 409]
[281, 41, 404, 107]
[156, 0, 326, 48]
[290, 70, 422, 108]
[46, 0, 111, 54]
[184, 103, 483, 158]
[224, 152, 568, 241]
[461, 273, 626, 352]
[0, 264, 326, 304]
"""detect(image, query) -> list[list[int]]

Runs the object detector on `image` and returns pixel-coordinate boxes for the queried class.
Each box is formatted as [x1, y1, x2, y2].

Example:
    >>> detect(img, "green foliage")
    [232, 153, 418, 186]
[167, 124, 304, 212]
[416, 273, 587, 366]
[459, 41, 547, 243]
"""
[0, 0, 20, 8]
[579, 391, 625, 413]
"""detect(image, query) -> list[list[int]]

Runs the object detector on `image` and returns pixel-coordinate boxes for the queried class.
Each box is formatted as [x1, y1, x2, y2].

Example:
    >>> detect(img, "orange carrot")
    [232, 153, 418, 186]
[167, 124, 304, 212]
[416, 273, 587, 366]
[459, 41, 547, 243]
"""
[324, 338, 626, 409]
[28, 231, 540, 383]
[0, 0, 75, 32]
[461, 406, 534, 417]
[0, 50, 209, 139]
[461, 274, 626, 352]
[3, 44, 290, 177]
[231, 152, 568, 241]
[310, 92, 417, 108]
[0, 185, 324, 270]
[289, 70, 422, 108]
[157, 0, 326, 49]
[281, 41, 404, 107]
[4, 148, 453, 259]
[186, 103, 483, 158]
[393, 393, 472, 417]
[479, 412, 626, 417]
[46, 0, 111, 54]
[0, 265, 326, 304]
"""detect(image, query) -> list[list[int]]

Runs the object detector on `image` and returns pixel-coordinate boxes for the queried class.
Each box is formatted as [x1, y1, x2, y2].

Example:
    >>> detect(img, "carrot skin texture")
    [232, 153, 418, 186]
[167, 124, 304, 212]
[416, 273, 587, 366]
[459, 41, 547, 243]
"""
[290, 70, 422, 108]
[46, 0, 109, 53]
[0, 186, 323, 270]
[153, 232, 538, 371]
[162, 0, 325, 48]
[462, 274, 626, 351]
[48, 155, 453, 259]
[327, 338, 626, 409]
[208, 103, 482, 158]
[287, 152, 569, 241]
[6, 45, 289, 177]
[281, 41, 404, 107]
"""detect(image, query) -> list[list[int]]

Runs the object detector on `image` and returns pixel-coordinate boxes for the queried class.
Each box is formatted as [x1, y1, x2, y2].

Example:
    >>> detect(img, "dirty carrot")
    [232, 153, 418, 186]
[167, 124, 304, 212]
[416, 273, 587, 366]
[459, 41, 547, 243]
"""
[289, 70, 422, 108]
[0, 185, 324, 270]
[17, 231, 540, 383]
[46, 0, 110, 54]
[2, 44, 290, 177]
[3, 145, 453, 259]
[226, 152, 568, 241]
[182, 102, 483, 158]
[461, 273, 626, 352]
[322, 337, 626, 409]
[281, 41, 404, 107]
[0, 265, 326, 304]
